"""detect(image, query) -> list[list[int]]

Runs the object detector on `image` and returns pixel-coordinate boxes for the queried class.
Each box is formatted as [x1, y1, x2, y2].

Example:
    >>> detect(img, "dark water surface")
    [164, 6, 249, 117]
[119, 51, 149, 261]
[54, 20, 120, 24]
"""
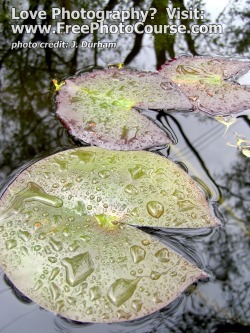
[0, 1, 250, 332]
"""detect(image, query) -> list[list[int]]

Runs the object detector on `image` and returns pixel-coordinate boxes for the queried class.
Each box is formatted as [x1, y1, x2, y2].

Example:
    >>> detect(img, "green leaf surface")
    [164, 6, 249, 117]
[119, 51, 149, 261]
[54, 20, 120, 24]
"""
[160, 56, 250, 115]
[0, 147, 218, 322]
[55, 69, 191, 150]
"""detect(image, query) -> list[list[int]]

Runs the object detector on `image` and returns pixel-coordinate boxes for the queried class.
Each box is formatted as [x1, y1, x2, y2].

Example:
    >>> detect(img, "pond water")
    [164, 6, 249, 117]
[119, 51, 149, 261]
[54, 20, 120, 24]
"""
[0, 1, 250, 332]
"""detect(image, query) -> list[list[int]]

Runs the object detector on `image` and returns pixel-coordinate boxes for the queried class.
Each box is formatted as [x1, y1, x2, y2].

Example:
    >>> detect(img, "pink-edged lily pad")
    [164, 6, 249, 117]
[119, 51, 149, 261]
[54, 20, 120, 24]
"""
[160, 56, 250, 115]
[55, 69, 191, 150]
[0, 147, 218, 322]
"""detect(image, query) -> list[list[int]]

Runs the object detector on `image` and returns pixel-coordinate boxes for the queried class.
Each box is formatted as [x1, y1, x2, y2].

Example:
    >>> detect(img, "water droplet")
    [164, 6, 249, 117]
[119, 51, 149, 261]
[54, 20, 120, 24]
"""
[141, 239, 150, 246]
[102, 313, 109, 320]
[128, 165, 146, 179]
[160, 81, 174, 91]
[67, 296, 77, 305]
[0, 226, 4, 233]
[95, 214, 118, 229]
[98, 170, 110, 179]
[86, 307, 93, 315]
[53, 158, 68, 170]
[5, 239, 17, 250]
[49, 267, 60, 281]
[34, 245, 41, 251]
[50, 282, 60, 300]
[75, 201, 86, 216]
[32, 279, 43, 291]
[117, 256, 127, 263]
[150, 271, 161, 280]
[132, 299, 142, 311]
[173, 189, 185, 200]
[177, 200, 196, 212]
[75, 282, 88, 296]
[153, 292, 163, 303]
[147, 201, 164, 218]
[48, 256, 57, 263]
[201, 214, 211, 225]
[117, 310, 131, 320]
[56, 300, 65, 312]
[38, 232, 46, 240]
[62, 252, 94, 287]
[62, 228, 70, 237]
[18, 230, 31, 242]
[76, 176, 83, 183]
[191, 212, 197, 218]
[131, 208, 139, 217]
[44, 245, 52, 254]
[49, 237, 63, 252]
[124, 184, 139, 195]
[92, 178, 99, 184]
[34, 222, 42, 229]
[130, 245, 146, 263]
[89, 286, 101, 301]
[69, 240, 80, 252]
[10, 182, 63, 211]
[155, 248, 170, 262]
[72, 151, 96, 163]
[107, 277, 141, 307]
[170, 271, 177, 277]
[62, 183, 74, 191]
[80, 235, 91, 242]
[20, 246, 29, 256]
[181, 275, 187, 282]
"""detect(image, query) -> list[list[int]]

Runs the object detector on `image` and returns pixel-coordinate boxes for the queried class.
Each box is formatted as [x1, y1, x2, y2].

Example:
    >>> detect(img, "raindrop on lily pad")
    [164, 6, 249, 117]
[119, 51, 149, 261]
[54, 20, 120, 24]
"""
[160, 56, 250, 115]
[0, 147, 218, 322]
[55, 69, 191, 150]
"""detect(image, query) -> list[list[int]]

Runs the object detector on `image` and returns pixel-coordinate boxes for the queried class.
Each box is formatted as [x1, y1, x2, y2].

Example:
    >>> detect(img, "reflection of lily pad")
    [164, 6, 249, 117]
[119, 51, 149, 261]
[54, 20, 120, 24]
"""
[0, 147, 218, 322]
[160, 56, 250, 115]
[56, 69, 191, 150]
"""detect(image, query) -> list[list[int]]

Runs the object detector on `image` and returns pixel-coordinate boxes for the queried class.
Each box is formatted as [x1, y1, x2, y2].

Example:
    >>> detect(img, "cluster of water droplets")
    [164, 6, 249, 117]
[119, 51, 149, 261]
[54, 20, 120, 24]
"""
[56, 69, 193, 150]
[160, 56, 250, 115]
[0, 147, 214, 322]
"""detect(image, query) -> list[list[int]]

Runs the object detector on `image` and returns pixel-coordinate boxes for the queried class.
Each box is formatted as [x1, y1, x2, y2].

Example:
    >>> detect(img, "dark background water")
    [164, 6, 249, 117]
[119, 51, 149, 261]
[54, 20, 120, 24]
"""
[0, 0, 250, 332]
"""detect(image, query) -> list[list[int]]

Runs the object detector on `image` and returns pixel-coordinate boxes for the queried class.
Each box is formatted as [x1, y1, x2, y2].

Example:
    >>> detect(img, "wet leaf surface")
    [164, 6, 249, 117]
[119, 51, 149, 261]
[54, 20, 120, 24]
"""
[55, 69, 191, 150]
[0, 147, 217, 322]
[160, 56, 250, 115]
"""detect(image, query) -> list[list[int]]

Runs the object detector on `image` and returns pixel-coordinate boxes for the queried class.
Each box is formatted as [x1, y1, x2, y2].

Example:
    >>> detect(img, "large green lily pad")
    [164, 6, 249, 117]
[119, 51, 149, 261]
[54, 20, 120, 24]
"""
[0, 147, 218, 322]
[55, 69, 192, 150]
[160, 56, 250, 115]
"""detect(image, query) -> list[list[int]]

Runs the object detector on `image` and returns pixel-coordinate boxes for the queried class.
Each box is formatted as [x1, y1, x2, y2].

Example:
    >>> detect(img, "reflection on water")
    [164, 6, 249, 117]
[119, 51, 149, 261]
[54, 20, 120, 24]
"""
[0, 0, 250, 332]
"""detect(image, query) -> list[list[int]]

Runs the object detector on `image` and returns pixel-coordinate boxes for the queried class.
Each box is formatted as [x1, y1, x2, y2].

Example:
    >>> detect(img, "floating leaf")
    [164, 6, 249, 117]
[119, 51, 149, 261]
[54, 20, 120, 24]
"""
[55, 69, 191, 150]
[214, 115, 237, 136]
[227, 134, 250, 158]
[160, 56, 250, 115]
[0, 147, 218, 322]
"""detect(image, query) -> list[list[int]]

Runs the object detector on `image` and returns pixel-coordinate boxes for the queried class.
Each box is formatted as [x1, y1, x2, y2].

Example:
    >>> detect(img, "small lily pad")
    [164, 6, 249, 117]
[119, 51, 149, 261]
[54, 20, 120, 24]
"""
[160, 56, 250, 115]
[55, 69, 191, 150]
[0, 147, 218, 322]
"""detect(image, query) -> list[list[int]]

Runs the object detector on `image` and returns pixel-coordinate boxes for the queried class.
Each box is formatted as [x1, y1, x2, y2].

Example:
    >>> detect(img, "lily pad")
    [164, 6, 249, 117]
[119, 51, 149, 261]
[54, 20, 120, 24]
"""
[55, 69, 191, 150]
[0, 147, 218, 322]
[160, 56, 250, 115]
